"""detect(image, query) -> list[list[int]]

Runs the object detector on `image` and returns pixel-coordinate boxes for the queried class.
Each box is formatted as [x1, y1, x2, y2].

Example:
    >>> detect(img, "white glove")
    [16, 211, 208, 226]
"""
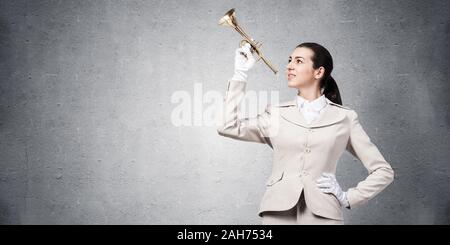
[316, 173, 350, 208]
[230, 42, 256, 81]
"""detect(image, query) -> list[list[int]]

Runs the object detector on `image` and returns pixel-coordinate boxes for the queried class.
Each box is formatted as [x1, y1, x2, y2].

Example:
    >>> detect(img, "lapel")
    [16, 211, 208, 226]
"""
[277, 98, 346, 128]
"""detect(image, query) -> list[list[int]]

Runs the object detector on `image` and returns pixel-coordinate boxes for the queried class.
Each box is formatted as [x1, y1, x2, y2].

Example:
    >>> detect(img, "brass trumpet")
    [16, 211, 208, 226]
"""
[218, 8, 278, 74]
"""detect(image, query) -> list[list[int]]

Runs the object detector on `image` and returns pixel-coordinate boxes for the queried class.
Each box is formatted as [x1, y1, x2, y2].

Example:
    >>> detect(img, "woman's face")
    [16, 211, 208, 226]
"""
[286, 47, 323, 88]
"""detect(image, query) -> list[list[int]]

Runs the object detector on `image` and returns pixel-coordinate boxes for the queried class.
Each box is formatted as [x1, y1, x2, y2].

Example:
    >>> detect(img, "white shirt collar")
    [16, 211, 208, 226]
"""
[296, 94, 328, 112]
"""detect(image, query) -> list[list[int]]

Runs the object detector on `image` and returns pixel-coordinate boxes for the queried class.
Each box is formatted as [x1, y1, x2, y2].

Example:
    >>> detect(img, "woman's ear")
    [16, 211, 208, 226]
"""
[314, 66, 325, 80]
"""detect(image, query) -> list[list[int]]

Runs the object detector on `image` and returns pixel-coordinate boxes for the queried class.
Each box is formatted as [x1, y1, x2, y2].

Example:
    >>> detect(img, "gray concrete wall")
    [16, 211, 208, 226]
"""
[0, 0, 449, 224]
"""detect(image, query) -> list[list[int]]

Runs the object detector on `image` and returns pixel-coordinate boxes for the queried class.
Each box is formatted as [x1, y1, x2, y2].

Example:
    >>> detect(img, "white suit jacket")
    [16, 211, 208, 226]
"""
[217, 80, 395, 220]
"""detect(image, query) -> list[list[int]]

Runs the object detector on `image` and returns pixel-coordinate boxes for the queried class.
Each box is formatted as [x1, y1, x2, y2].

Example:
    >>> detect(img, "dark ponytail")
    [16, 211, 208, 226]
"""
[322, 75, 342, 105]
[296, 42, 343, 105]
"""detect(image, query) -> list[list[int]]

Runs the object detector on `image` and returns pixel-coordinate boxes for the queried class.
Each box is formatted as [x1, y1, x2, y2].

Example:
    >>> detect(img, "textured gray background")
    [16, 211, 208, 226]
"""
[0, 0, 449, 224]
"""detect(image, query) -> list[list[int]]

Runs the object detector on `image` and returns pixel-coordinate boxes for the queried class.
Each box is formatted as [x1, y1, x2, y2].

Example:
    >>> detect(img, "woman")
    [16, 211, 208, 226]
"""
[217, 42, 394, 225]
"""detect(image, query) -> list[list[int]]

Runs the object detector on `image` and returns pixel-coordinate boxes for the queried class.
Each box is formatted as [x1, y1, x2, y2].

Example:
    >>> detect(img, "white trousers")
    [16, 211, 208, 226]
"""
[261, 191, 344, 225]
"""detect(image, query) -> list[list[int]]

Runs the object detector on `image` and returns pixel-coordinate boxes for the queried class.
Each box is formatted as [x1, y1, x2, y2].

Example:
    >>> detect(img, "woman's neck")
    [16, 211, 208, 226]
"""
[297, 87, 322, 102]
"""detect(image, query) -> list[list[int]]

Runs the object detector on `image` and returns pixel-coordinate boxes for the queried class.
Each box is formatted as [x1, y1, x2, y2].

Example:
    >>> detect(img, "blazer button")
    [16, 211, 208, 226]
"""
[299, 170, 309, 177]
[305, 148, 311, 153]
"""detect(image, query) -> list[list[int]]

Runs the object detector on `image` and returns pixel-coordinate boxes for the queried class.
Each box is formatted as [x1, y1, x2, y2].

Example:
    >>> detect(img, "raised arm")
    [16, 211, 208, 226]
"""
[217, 79, 273, 148]
[216, 43, 273, 148]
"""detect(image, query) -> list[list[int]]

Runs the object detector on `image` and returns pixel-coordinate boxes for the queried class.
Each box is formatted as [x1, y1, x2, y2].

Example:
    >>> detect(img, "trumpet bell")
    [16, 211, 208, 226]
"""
[218, 8, 237, 28]
[218, 8, 278, 74]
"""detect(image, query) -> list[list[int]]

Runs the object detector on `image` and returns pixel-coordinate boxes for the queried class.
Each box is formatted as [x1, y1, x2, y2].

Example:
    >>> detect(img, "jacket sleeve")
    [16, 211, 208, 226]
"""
[345, 109, 395, 209]
[216, 80, 273, 148]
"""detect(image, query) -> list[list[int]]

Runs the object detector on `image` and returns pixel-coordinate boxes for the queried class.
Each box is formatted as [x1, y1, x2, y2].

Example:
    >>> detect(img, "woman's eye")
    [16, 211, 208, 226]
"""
[296, 59, 302, 63]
